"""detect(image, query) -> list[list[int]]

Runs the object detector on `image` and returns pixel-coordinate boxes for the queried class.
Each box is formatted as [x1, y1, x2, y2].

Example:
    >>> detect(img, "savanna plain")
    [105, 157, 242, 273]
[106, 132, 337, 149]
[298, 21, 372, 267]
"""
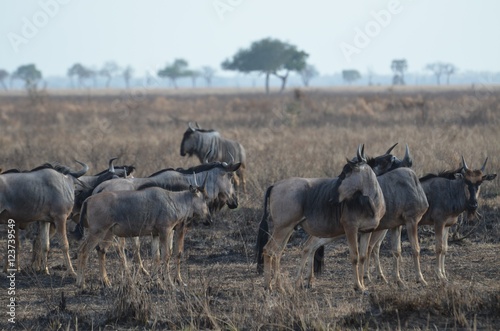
[0, 86, 499, 330]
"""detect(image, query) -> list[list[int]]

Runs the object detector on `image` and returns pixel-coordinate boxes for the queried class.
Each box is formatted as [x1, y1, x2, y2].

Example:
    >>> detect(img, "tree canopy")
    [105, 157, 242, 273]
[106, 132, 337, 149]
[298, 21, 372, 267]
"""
[157, 59, 190, 88]
[12, 64, 42, 88]
[0, 69, 8, 90]
[342, 70, 361, 84]
[391, 59, 408, 85]
[67, 63, 95, 87]
[426, 62, 457, 85]
[222, 38, 308, 93]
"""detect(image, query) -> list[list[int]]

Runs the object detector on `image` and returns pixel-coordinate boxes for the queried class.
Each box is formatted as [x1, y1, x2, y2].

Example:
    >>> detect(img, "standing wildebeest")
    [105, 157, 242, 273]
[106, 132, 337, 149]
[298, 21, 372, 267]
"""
[180, 122, 247, 192]
[76, 183, 210, 288]
[299, 160, 429, 288]
[0, 161, 89, 275]
[417, 156, 496, 280]
[256, 145, 386, 291]
[91, 162, 241, 277]
[361, 156, 496, 283]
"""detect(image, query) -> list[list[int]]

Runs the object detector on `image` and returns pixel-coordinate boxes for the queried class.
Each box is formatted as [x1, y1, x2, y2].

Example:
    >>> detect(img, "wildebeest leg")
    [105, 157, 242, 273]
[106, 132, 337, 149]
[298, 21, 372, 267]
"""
[405, 220, 427, 285]
[173, 222, 188, 286]
[131, 237, 149, 275]
[372, 231, 388, 284]
[116, 237, 128, 270]
[344, 226, 364, 291]
[160, 227, 176, 286]
[263, 226, 295, 291]
[32, 222, 51, 274]
[389, 226, 405, 286]
[434, 222, 446, 280]
[55, 216, 76, 277]
[97, 231, 114, 287]
[77, 230, 105, 288]
[238, 167, 246, 194]
[441, 226, 450, 280]
[365, 229, 387, 283]
[358, 232, 372, 290]
[297, 236, 334, 288]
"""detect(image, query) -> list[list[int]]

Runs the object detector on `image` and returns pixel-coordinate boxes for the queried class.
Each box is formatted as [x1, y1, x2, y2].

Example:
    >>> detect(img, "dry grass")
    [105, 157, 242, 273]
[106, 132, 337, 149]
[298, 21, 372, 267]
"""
[0, 86, 499, 330]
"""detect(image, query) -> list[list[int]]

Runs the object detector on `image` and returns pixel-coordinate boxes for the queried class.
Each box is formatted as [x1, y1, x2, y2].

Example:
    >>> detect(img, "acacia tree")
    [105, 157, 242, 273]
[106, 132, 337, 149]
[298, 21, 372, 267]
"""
[122, 65, 134, 89]
[67, 63, 94, 87]
[12, 64, 42, 90]
[391, 59, 408, 85]
[157, 58, 190, 88]
[222, 38, 308, 93]
[100, 61, 120, 88]
[300, 64, 318, 87]
[342, 69, 361, 84]
[0, 69, 8, 90]
[201, 66, 216, 87]
[426, 62, 457, 85]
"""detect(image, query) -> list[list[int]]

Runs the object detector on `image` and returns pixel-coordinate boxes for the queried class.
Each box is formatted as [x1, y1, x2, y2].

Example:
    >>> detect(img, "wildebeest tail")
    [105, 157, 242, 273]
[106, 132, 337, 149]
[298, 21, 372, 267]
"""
[79, 198, 90, 229]
[313, 246, 325, 276]
[256, 185, 273, 274]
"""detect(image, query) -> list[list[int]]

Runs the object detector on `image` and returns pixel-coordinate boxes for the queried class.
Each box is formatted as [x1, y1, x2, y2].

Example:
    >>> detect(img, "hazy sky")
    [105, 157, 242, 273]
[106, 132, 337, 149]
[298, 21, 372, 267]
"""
[2, 0, 499, 77]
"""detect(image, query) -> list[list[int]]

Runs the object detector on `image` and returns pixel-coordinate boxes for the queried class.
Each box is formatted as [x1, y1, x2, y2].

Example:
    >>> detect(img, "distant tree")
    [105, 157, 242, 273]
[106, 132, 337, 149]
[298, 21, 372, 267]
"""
[201, 66, 216, 87]
[391, 59, 408, 85]
[367, 67, 375, 86]
[425, 62, 447, 85]
[300, 64, 318, 87]
[222, 38, 309, 93]
[12, 64, 42, 89]
[67, 63, 94, 87]
[99, 61, 120, 88]
[122, 65, 134, 89]
[0, 69, 8, 90]
[342, 69, 361, 84]
[444, 63, 457, 85]
[157, 58, 190, 88]
[185, 69, 200, 87]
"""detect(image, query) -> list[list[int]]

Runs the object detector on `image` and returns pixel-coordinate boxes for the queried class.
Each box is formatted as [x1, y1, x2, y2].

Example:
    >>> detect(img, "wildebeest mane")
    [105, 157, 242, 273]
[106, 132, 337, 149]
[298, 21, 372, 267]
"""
[137, 179, 191, 192]
[2, 163, 71, 175]
[148, 162, 225, 177]
[74, 171, 119, 209]
[420, 167, 463, 182]
[93, 165, 136, 177]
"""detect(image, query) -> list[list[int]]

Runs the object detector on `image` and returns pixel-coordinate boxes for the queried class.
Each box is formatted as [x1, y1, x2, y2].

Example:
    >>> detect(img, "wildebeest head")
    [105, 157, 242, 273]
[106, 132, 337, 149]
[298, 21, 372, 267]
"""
[215, 162, 241, 209]
[189, 182, 211, 224]
[368, 143, 413, 175]
[336, 145, 382, 205]
[458, 156, 497, 217]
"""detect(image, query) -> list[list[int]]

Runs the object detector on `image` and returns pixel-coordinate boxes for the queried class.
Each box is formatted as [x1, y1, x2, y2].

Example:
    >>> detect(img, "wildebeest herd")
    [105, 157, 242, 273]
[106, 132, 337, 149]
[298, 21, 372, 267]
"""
[0, 122, 497, 293]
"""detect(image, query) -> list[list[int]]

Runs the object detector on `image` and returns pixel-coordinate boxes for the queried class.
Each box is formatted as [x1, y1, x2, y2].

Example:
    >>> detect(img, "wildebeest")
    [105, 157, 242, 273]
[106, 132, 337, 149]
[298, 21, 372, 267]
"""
[299, 162, 429, 288]
[76, 183, 210, 288]
[180, 122, 247, 192]
[417, 156, 496, 280]
[256, 145, 386, 291]
[0, 161, 89, 275]
[91, 162, 241, 276]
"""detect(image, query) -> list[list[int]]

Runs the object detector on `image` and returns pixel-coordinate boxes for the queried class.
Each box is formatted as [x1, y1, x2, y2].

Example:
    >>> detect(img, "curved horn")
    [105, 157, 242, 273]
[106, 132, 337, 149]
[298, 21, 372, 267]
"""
[480, 157, 488, 172]
[228, 152, 235, 164]
[195, 122, 200, 129]
[385, 143, 398, 155]
[356, 144, 364, 163]
[461, 156, 469, 171]
[402, 144, 412, 166]
[188, 122, 197, 132]
[70, 160, 89, 178]
[108, 157, 118, 174]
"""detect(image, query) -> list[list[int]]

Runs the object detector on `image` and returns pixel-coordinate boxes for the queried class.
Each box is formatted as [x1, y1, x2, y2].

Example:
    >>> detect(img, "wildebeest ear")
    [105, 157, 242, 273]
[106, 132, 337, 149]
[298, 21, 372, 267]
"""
[189, 185, 197, 193]
[454, 173, 464, 179]
[226, 162, 241, 172]
[483, 174, 497, 181]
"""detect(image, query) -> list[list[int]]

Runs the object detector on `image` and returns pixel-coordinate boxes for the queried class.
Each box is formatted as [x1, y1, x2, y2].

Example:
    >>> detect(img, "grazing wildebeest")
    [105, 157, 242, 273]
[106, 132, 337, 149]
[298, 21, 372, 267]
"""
[256, 145, 386, 291]
[300, 163, 429, 287]
[76, 183, 210, 288]
[91, 162, 241, 276]
[0, 161, 89, 275]
[180, 122, 247, 192]
[417, 156, 496, 280]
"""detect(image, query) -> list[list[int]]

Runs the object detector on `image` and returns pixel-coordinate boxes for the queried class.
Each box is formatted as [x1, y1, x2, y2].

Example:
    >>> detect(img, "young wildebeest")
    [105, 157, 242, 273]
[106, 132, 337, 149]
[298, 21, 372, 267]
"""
[76, 183, 210, 288]
[256, 145, 386, 291]
[91, 162, 240, 277]
[299, 145, 429, 288]
[180, 122, 247, 192]
[0, 162, 89, 275]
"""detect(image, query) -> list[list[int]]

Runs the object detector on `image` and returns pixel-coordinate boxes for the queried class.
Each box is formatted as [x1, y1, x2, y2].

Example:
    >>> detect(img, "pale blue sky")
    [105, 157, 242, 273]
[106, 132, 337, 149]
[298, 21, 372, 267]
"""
[1, 0, 499, 77]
